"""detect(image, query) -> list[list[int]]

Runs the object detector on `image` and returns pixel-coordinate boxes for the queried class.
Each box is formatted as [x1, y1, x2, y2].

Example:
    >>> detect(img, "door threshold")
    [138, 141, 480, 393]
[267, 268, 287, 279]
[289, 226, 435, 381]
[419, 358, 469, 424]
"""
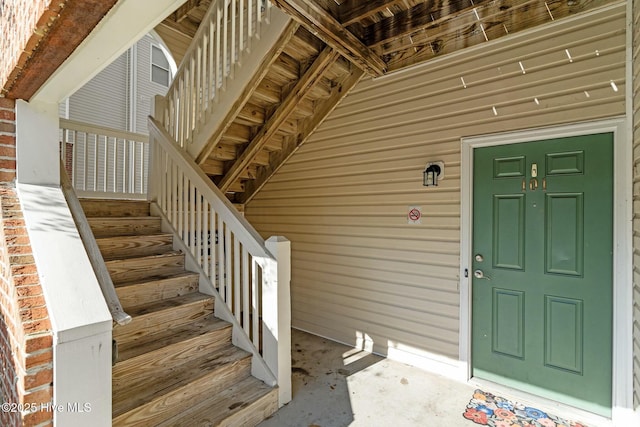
[468, 377, 612, 427]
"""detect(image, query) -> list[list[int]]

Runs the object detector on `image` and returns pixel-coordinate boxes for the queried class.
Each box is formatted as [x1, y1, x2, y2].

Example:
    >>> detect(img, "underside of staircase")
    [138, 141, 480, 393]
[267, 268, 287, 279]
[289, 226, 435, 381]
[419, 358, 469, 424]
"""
[194, 24, 363, 204]
[81, 198, 278, 426]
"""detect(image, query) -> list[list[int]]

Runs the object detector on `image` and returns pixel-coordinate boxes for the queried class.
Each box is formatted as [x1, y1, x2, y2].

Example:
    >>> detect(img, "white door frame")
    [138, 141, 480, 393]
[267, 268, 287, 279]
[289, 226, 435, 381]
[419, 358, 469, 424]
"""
[459, 117, 633, 421]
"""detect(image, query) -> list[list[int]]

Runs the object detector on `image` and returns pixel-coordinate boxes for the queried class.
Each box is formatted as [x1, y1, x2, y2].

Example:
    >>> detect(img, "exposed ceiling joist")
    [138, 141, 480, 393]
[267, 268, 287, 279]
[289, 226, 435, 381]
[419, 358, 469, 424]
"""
[218, 46, 340, 192]
[195, 21, 300, 165]
[339, 0, 408, 26]
[271, 0, 387, 76]
[240, 65, 364, 204]
[364, 0, 491, 47]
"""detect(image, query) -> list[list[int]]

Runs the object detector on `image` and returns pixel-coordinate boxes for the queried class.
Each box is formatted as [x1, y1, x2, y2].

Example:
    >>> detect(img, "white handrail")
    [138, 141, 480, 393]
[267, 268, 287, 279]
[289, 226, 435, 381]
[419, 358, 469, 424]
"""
[161, 0, 273, 150]
[59, 118, 149, 199]
[148, 116, 291, 405]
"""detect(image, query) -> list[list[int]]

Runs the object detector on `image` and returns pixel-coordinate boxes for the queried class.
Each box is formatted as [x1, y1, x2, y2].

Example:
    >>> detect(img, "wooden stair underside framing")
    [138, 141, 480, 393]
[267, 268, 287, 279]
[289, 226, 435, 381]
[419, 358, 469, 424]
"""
[194, 24, 364, 204]
[81, 198, 278, 426]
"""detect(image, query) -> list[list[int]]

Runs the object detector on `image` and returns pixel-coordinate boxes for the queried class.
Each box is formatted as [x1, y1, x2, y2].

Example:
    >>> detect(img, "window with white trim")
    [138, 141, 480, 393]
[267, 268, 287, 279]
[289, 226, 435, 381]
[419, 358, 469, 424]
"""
[151, 45, 170, 87]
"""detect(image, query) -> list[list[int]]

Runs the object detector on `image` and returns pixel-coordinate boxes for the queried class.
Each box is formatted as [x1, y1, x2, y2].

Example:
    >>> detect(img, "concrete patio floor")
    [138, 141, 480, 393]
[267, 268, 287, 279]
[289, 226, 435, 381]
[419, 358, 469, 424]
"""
[258, 329, 608, 427]
[258, 329, 478, 427]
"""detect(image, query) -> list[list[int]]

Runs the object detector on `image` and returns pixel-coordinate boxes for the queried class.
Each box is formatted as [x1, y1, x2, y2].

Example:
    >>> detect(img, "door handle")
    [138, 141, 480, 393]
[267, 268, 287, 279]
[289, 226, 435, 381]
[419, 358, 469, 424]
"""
[474, 269, 491, 280]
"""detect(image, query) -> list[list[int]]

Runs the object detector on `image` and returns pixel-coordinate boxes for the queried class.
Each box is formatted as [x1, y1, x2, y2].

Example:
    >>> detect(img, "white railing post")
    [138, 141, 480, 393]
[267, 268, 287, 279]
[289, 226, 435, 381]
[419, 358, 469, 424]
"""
[149, 95, 167, 202]
[149, 118, 290, 392]
[263, 236, 291, 407]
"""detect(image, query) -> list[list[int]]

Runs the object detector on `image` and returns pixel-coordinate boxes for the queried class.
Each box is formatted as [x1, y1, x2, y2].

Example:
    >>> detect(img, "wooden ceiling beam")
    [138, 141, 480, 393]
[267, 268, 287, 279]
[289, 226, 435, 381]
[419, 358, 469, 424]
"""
[195, 21, 300, 165]
[364, 0, 491, 48]
[159, 16, 198, 38]
[271, 0, 387, 76]
[219, 47, 340, 193]
[240, 65, 364, 204]
[339, 0, 408, 26]
[174, 0, 201, 23]
[381, 0, 616, 71]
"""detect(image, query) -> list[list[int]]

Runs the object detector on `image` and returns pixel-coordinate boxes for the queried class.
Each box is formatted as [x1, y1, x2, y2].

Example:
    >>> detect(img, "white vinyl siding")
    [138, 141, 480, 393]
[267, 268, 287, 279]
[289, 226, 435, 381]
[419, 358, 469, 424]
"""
[68, 53, 128, 130]
[61, 34, 170, 196]
[135, 35, 170, 135]
[632, 0, 640, 409]
[246, 5, 626, 365]
[64, 34, 171, 135]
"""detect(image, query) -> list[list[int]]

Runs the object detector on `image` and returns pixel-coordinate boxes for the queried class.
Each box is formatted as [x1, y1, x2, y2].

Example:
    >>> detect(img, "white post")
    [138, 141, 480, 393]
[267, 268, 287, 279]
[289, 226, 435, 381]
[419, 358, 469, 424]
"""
[16, 100, 60, 185]
[148, 95, 166, 202]
[263, 236, 291, 406]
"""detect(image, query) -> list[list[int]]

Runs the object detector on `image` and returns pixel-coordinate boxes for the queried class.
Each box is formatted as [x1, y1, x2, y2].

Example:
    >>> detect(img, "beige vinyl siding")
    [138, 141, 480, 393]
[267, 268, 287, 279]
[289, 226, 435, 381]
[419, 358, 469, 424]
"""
[633, 0, 640, 410]
[246, 4, 626, 363]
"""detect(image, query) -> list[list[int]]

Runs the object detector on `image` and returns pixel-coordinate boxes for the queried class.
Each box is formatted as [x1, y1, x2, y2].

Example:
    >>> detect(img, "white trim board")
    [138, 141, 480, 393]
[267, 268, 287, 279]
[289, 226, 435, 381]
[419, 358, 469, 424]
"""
[459, 117, 633, 424]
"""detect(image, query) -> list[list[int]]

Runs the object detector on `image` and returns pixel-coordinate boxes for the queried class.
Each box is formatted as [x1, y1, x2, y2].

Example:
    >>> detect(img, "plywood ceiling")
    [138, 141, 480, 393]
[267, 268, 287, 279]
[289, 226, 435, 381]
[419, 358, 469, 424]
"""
[159, 0, 620, 75]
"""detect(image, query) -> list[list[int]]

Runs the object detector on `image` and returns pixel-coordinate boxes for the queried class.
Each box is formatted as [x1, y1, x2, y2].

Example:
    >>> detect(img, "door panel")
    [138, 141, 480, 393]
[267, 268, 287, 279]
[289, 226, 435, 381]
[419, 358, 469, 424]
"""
[545, 193, 583, 276]
[544, 296, 583, 374]
[472, 133, 613, 416]
[492, 288, 525, 359]
[493, 195, 526, 270]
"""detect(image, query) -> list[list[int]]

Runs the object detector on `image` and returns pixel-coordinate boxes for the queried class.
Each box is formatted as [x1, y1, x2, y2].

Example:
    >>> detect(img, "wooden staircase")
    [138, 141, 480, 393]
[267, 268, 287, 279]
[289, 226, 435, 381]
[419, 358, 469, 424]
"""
[190, 25, 363, 204]
[81, 198, 278, 426]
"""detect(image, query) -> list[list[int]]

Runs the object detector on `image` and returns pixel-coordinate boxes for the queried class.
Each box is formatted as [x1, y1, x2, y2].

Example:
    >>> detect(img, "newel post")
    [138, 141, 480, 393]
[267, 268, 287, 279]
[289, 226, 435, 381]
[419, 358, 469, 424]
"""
[264, 236, 292, 406]
[147, 95, 166, 203]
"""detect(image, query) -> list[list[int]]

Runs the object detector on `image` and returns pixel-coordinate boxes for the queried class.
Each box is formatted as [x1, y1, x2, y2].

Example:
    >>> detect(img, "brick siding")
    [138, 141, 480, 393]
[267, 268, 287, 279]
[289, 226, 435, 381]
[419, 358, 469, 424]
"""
[0, 185, 53, 427]
[0, 1, 55, 96]
[0, 99, 16, 183]
[1, 0, 118, 100]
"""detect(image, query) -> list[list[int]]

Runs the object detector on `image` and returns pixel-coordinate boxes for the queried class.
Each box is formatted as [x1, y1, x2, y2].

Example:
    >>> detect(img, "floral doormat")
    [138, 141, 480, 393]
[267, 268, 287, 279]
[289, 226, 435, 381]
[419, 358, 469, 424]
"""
[463, 389, 590, 427]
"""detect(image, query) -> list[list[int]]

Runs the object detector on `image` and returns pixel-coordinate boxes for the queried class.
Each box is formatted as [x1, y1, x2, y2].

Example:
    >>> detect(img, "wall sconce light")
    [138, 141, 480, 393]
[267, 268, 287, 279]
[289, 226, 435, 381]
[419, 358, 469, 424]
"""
[423, 161, 444, 187]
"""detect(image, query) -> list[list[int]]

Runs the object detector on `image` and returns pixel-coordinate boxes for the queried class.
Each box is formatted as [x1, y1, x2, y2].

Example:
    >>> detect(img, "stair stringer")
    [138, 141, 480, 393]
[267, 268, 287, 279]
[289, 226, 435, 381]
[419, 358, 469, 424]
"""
[149, 202, 278, 388]
[185, 9, 292, 161]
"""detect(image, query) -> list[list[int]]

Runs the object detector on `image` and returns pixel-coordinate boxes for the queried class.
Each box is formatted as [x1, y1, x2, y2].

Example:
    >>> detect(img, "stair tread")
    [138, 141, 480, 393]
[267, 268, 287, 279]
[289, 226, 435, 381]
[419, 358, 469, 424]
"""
[112, 343, 252, 417]
[104, 250, 183, 263]
[97, 233, 174, 261]
[116, 313, 230, 362]
[97, 232, 173, 240]
[105, 250, 186, 285]
[88, 215, 157, 220]
[115, 270, 199, 289]
[158, 377, 277, 427]
[89, 216, 161, 237]
[123, 292, 213, 318]
[116, 271, 200, 309]
[80, 199, 151, 217]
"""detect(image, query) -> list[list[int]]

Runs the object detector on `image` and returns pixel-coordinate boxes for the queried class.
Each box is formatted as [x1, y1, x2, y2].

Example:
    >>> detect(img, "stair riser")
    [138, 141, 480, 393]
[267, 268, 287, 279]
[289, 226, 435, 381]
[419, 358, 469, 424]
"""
[89, 218, 161, 238]
[97, 234, 173, 260]
[106, 254, 185, 284]
[113, 299, 214, 348]
[155, 378, 278, 427]
[113, 326, 233, 387]
[80, 200, 151, 217]
[116, 274, 199, 308]
[217, 388, 279, 427]
[113, 357, 252, 426]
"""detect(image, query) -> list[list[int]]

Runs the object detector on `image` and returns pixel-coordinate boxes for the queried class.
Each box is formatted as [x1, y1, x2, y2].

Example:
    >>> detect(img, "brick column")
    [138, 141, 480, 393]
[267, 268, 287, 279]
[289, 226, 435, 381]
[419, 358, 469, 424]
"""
[0, 99, 16, 183]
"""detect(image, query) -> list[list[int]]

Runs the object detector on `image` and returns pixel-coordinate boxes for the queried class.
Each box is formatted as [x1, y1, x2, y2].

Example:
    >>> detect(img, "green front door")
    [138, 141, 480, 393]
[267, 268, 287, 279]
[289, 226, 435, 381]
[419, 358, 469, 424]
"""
[472, 133, 613, 416]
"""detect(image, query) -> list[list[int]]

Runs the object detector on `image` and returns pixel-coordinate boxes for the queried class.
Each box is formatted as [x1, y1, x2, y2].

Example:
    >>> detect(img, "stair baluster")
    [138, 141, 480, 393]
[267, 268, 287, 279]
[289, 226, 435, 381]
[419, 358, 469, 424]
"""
[161, 0, 274, 152]
[148, 116, 292, 407]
